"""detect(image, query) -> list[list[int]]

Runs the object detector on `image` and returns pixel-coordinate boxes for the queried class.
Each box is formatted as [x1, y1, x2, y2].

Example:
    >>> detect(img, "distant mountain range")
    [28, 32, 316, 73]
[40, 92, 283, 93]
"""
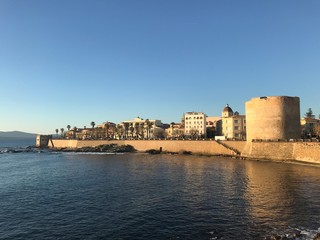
[0, 131, 37, 139]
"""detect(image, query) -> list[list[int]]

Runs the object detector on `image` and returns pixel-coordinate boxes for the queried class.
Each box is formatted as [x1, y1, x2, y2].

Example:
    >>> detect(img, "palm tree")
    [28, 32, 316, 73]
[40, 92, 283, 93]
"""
[140, 122, 145, 139]
[55, 129, 59, 137]
[145, 119, 153, 139]
[116, 124, 124, 139]
[129, 125, 134, 139]
[123, 122, 129, 139]
[73, 126, 77, 139]
[104, 122, 110, 139]
[91, 121, 95, 139]
[67, 125, 71, 131]
[60, 128, 64, 138]
[145, 119, 150, 139]
[134, 123, 140, 139]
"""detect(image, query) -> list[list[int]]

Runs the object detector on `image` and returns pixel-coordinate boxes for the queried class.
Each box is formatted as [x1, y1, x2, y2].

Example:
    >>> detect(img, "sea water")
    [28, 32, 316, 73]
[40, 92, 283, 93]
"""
[0, 139, 319, 239]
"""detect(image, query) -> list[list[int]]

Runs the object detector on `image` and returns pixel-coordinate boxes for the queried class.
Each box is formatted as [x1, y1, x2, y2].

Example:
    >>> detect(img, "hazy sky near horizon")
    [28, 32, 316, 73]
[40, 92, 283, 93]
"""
[1, 0, 320, 134]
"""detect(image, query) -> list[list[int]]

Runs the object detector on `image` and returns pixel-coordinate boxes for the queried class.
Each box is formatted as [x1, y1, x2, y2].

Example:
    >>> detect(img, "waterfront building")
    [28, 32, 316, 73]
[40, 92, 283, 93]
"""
[206, 116, 222, 138]
[301, 117, 320, 138]
[221, 104, 246, 140]
[165, 122, 184, 139]
[245, 96, 300, 141]
[184, 112, 207, 138]
[121, 117, 164, 139]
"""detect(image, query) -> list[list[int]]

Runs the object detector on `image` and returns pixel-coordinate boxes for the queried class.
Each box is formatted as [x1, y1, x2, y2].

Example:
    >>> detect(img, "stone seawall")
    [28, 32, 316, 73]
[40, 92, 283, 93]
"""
[48, 139, 236, 156]
[242, 141, 320, 164]
[47, 139, 320, 165]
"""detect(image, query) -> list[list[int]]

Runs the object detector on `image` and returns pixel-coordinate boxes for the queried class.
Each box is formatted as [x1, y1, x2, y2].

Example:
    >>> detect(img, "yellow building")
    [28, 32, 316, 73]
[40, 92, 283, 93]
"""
[221, 104, 246, 140]
[301, 117, 320, 138]
[165, 123, 184, 139]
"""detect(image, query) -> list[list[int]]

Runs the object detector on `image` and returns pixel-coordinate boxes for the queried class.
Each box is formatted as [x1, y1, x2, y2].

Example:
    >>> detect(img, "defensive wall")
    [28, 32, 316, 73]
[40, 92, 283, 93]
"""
[46, 139, 320, 165]
[47, 139, 237, 156]
[242, 141, 320, 164]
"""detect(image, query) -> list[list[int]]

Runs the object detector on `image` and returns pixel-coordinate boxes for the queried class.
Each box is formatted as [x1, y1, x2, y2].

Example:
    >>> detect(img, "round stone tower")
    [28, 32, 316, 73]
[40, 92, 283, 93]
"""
[245, 96, 300, 141]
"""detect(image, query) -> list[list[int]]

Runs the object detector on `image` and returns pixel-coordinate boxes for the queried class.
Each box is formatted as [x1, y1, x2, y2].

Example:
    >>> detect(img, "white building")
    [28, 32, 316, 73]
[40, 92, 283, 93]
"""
[184, 112, 207, 138]
[121, 117, 164, 139]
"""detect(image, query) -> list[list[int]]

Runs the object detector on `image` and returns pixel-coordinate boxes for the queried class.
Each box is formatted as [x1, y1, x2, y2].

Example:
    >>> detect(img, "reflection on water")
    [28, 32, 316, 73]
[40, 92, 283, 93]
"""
[0, 152, 319, 239]
[244, 160, 320, 231]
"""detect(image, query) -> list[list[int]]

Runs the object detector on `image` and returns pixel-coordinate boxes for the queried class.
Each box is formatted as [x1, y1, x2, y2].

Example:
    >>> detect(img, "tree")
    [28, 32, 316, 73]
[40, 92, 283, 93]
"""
[67, 125, 71, 131]
[134, 123, 140, 139]
[145, 119, 153, 139]
[305, 108, 315, 118]
[189, 128, 199, 140]
[123, 122, 129, 139]
[60, 128, 64, 137]
[314, 124, 320, 139]
[173, 129, 180, 138]
[104, 122, 110, 139]
[116, 124, 124, 139]
[55, 129, 59, 137]
[91, 121, 95, 139]
[73, 127, 77, 139]
[129, 125, 134, 139]
[139, 122, 145, 139]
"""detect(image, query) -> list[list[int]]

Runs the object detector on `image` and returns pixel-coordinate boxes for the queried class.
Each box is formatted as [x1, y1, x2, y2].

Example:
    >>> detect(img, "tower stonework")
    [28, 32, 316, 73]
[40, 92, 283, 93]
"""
[245, 96, 300, 141]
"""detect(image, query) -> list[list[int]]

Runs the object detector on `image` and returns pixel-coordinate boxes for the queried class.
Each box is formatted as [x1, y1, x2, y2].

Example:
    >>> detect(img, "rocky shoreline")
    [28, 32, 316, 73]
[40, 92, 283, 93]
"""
[52, 144, 136, 153]
[265, 230, 320, 240]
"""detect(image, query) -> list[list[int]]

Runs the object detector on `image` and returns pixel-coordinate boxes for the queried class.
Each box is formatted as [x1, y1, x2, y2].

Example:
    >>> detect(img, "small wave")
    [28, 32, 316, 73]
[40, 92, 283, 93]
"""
[265, 226, 320, 240]
[60, 151, 125, 155]
[0, 147, 39, 154]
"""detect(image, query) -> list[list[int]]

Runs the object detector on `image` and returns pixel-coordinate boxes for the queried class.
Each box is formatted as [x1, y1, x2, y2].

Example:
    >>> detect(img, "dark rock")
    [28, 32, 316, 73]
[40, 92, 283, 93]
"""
[146, 149, 161, 154]
[314, 233, 320, 240]
[181, 151, 192, 155]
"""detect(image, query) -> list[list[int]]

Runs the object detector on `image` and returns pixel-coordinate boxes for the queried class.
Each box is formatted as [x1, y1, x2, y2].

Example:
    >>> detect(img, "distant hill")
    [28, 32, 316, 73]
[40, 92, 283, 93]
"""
[0, 131, 37, 139]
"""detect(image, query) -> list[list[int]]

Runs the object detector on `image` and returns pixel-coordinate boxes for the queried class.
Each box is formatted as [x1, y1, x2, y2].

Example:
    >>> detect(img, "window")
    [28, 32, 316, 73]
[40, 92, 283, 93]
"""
[234, 120, 239, 124]
[235, 126, 239, 130]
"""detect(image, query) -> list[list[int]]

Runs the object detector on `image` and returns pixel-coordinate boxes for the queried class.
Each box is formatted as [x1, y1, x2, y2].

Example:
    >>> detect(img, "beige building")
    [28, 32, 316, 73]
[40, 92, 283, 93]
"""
[165, 123, 184, 139]
[184, 112, 206, 138]
[121, 117, 164, 139]
[245, 96, 300, 141]
[221, 105, 246, 140]
[301, 117, 320, 138]
[206, 116, 222, 138]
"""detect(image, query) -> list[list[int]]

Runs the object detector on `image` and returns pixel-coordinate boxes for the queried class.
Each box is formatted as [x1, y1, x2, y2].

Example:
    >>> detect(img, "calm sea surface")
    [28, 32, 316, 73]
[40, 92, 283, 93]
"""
[0, 139, 320, 239]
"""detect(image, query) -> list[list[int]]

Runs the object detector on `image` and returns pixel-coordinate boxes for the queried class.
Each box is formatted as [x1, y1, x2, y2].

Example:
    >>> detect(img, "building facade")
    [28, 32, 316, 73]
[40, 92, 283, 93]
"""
[184, 112, 206, 138]
[221, 105, 246, 140]
[301, 117, 320, 138]
[121, 117, 164, 139]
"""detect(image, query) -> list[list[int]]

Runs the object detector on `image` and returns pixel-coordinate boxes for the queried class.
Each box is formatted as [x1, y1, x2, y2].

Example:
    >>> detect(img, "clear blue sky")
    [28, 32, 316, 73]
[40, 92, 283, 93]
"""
[1, 0, 320, 134]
